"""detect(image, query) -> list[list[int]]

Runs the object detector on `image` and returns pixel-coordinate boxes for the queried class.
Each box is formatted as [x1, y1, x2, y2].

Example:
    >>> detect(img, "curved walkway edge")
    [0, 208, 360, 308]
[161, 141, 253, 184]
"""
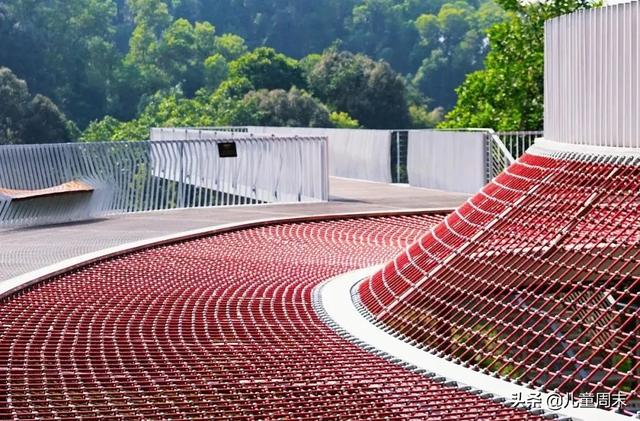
[317, 268, 630, 421]
[0, 208, 450, 300]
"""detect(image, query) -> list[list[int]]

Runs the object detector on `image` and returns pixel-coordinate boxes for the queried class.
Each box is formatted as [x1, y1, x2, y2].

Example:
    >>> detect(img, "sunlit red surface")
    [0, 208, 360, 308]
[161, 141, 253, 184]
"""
[360, 153, 640, 415]
[0, 215, 542, 419]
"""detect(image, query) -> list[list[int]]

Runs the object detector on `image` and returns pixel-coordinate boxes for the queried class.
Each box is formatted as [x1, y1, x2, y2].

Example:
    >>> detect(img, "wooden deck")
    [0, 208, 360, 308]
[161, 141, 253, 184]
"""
[0, 180, 94, 201]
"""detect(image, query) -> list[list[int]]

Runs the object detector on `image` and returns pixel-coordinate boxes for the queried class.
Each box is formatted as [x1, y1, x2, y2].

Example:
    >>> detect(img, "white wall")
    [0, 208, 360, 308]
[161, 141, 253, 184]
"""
[545, 3, 640, 148]
[238, 127, 393, 183]
[150, 128, 328, 202]
[407, 130, 486, 194]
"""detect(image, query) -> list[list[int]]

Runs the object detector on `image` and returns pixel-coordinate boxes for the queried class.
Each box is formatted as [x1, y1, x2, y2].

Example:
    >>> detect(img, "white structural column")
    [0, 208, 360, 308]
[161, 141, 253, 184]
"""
[545, 2, 640, 148]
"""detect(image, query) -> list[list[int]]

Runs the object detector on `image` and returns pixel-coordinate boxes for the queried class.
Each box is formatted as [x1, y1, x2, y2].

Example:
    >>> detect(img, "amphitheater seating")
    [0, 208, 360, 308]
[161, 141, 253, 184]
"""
[0, 215, 542, 420]
[358, 151, 640, 416]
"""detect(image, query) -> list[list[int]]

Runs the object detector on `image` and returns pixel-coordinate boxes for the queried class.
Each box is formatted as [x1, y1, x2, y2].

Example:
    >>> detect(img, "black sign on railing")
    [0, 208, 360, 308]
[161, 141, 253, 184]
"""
[218, 142, 238, 158]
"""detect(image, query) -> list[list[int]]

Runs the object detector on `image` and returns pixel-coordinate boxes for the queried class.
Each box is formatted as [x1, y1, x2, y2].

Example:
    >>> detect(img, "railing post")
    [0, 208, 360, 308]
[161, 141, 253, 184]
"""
[484, 132, 492, 184]
[396, 131, 401, 183]
[178, 141, 185, 209]
[322, 136, 329, 201]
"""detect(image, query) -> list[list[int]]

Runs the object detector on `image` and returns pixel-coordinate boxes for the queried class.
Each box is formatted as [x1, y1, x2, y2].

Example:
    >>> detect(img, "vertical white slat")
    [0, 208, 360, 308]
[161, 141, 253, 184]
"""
[545, 2, 639, 148]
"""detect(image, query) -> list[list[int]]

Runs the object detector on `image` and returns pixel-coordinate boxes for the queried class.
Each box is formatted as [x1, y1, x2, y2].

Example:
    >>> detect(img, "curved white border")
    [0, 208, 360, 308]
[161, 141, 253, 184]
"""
[0, 207, 453, 299]
[320, 267, 632, 421]
[529, 138, 640, 159]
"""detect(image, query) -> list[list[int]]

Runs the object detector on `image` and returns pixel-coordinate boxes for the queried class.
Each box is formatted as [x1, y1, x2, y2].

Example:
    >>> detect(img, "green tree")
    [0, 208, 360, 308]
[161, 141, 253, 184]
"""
[307, 49, 409, 129]
[234, 87, 332, 127]
[299, 54, 322, 79]
[214, 34, 248, 61]
[116, 0, 173, 119]
[409, 105, 443, 128]
[191, 0, 356, 59]
[330, 111, 360, 129]
[156, 19, 217, 94]
[127, 0, 172, 34]
[82, 81, 355, 141]
[1, 0, 509, 130]
[0, 0, 119, 126]
[346, 0, 419, 74]
[441, 0, 596, 130]
[114, 5, 229, 119]
[204, 54, 229, 90]
[0, 68, 76, 144]
[413, 1, 505, 110]
[81, 116, 125, 142]
[228, 48, 305, 92]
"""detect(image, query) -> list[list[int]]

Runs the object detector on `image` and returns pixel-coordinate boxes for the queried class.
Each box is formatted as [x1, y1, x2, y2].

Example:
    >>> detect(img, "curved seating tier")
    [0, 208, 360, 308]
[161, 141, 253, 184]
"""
[0, 215, 543, 420]
[359, 152, 640, 416]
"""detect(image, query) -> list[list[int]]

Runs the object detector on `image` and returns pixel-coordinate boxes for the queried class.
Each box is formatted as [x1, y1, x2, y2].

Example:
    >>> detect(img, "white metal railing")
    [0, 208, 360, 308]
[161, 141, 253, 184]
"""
[484, 130, 543, 182]
[157, 127, 543, 195]
[407, 130, 487, 194]
[492, 131, 541, 159]
[195, 127, 394, 183]
[0, 135, 328, 227]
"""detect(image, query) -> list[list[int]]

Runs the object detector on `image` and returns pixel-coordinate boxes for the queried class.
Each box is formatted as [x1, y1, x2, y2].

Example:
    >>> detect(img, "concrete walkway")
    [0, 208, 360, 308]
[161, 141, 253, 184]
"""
[0, 177, 469, 282]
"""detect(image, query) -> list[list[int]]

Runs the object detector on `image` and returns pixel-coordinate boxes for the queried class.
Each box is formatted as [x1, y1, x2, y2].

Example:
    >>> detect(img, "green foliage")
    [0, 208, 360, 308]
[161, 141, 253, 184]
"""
[81, 116, 124, 142]
[228, 48, 305, 92]
[185, 0, 356, 59]
[157, 19, 217, 94]
[413, 1, 505, 110]
[127, 0, 172, 33]
[441, 0, 597, 130]
[0, 0, 119, 127]
[214, 34, 248, 61]
[409, 105, 443, 128]
[203, 54, 229, 90]
[347, 0, 419, 74]
[330, 112, 360, 129]
[299, 54, 323, 79]
[2, 0, 515, 137]
[307, 50, 409, 129]
[120, 12, 220, 112]
[83, 84, 346, 141]
[0, 68, 76, 144]
[214, 77, 254, 100]
[236, 87, 332, 127]
[1, 0, 507, 131]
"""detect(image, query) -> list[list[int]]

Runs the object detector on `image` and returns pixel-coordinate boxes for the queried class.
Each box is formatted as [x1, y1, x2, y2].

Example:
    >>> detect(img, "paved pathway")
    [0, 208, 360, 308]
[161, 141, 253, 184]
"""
[0, 177, 469, 282]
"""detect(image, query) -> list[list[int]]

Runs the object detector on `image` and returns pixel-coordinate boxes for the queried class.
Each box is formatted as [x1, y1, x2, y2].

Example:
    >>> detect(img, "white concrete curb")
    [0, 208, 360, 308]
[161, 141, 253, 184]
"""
[530, 138, 640, 159]
[0, 207, 452, 299]
[318, 267, 632, 421]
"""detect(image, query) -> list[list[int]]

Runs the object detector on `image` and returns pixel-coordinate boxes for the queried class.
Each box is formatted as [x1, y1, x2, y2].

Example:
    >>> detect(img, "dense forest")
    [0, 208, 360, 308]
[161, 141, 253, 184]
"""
[0, 0, 594, 143]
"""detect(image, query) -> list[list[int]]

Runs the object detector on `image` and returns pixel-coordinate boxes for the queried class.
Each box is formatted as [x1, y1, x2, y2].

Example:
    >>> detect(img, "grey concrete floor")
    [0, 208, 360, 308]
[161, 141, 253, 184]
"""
[0, 177, 469, 282]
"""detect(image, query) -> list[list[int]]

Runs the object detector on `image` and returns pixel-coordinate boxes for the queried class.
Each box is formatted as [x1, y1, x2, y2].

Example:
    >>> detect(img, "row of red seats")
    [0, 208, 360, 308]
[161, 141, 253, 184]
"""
[359, 153, 640, 415]
[0, 215, 543, 419]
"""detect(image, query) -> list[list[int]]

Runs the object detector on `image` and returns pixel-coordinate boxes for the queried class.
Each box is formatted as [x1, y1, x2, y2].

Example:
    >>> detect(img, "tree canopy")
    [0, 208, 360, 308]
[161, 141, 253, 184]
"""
[81, 46, 408, 141]
[238, 88, 333, 128]
[0, 0, 506, 143]
[0, 68, 76, 144]
[440, 0, 597, 130]
[308, 50, 410, 129]
[228, 48, 305, 92]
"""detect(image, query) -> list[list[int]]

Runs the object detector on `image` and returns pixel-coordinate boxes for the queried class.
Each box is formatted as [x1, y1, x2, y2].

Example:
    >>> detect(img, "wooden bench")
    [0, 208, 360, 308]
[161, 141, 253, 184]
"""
[0, 180, 94, 201]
